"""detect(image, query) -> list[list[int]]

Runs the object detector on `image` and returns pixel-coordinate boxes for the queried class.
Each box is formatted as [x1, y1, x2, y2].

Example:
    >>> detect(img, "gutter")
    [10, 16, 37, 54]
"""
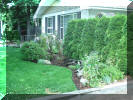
[33, 0, 59, 19]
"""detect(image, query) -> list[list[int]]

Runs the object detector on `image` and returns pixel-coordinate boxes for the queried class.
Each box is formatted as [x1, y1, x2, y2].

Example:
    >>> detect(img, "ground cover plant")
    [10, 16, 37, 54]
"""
[6, 47, 76, 94]
[0, 47, 6, 100]
[82, 52, 124, 87]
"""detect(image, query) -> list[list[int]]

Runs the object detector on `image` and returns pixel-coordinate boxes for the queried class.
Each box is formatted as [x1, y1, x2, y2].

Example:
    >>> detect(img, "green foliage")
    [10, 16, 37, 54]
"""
[37, 34, 63, 61]
[64, 19, 88, 59]
[71, 19, 87, 59]
[82, 51, 103, 87]
[80, 18, 98, 59]
[6, 30, 20, 41]
[94, 17, 110, 56]
[127, 13, 133, 77]
[102, 15, 127, 73]
[100, 65, 124, 83]
[38, 36, 48, 51]
[64, 15, 127, 75]
[82, 51, 124, 87]
[21, 41, 46, 62]
[64, 20, 77, 58]
[68, 64, 80, 70]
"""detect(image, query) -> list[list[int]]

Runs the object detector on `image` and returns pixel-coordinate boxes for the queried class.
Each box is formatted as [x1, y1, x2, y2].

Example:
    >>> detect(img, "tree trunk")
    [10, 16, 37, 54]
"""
[26, 6, 31, 41]
[17, 20, 21, 41]
[27, 18, 31, 41]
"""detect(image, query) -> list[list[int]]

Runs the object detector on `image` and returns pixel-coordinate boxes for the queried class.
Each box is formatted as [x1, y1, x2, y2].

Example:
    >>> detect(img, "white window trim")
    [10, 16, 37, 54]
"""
[59, 12, 80, 40]
[47, 17, 53, 34]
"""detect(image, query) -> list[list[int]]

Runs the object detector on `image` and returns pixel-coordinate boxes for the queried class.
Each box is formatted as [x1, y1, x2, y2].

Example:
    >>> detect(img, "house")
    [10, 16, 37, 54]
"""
[33, 0, 131, 40]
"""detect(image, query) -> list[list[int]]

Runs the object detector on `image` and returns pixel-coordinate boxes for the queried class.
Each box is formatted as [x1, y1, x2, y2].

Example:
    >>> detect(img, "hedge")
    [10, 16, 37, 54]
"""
[102, 15, 127, 73]
[127, 13, 133, 76]
[94, 17, 110, 57]
[64, 15, 127, 74]
[80, 18, 98, 59]
[64, 20, 77, 58]
[64, 19, 86, 59]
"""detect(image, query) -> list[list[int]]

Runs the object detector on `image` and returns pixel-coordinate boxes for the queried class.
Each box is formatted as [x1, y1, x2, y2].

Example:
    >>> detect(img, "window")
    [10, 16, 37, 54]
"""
[60, 16, 64, 39]
[45, 16, 55, 34]
[58, 12, 81, 39]
[47, 17, 53, 34]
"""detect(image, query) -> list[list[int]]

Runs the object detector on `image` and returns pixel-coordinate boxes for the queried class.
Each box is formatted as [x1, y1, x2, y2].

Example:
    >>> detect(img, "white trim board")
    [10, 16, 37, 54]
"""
[42, 8, 81, 17]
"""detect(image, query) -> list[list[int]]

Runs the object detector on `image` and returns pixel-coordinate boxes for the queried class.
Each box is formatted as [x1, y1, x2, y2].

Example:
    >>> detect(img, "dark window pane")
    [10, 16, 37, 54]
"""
[61, 28, 63, 39]
[48, 29, 52, 33]
[60, 16, 63, 27]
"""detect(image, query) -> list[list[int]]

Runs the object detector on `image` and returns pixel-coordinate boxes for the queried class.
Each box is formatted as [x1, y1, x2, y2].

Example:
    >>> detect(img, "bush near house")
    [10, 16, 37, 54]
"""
[80, 18, 98, 59]
[64, 20, 77, 58]
[37, 34, 63, 61]
[103, 15, 127, 73]
[64, 19, 87, 59]
[94, 17, 110, 57]
[21, 41, 46, 62]
[64, 15, 127, 76]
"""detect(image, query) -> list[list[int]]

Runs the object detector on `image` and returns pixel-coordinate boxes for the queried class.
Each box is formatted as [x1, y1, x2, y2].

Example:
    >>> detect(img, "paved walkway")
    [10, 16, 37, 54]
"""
[29, 80, 133, 100]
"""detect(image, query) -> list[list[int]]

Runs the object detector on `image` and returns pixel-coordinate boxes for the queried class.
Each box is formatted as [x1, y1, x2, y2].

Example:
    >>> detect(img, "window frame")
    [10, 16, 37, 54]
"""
[47, 17, 53, 34]
[59, 12, 81, 40]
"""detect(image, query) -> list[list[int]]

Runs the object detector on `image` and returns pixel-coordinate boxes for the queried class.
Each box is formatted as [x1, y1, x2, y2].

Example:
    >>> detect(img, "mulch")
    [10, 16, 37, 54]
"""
[72, 70, 90, 90]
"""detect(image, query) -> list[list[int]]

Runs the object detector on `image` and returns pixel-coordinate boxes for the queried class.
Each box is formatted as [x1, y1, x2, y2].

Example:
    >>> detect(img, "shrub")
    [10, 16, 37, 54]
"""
[64, 20, 77, 58]
[64, 15, 127, 75]
[127, 13, 133, 77]
[64, 19, 86, 59]
[37, 34, 63, 61]
[6, 30, 20, 41]
[94, 17, 110, 56]
[38, 35, 48, 52]
[21, 41, 46, 62]
[71, 19, 87, 59]
[80, 18, 98, 59]
[100, 65, 124, 83]
[82, 51, 104, 87]
[68, 65, 80, 70]
[82, 51, 124, 87]
[102, 15, 127, 73]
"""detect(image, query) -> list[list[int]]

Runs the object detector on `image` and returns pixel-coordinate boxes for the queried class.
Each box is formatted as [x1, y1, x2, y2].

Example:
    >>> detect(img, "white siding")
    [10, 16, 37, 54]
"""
[41, 16, 45, 34]
[81, 9, 89, 19]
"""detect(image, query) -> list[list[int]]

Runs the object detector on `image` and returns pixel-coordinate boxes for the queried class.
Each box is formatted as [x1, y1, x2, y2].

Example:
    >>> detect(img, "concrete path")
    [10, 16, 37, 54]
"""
[29, 80, 133, 100]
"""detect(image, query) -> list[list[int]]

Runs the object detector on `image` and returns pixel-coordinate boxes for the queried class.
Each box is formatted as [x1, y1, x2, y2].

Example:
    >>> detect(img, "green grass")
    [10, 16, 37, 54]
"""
[0, 47, 6, 100]
[6, 47, 76, 94]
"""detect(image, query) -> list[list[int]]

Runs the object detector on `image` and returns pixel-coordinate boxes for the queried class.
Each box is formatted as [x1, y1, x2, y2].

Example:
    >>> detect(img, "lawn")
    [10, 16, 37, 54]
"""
[6, 47, 76, 94]
[0, 47, 6, 100]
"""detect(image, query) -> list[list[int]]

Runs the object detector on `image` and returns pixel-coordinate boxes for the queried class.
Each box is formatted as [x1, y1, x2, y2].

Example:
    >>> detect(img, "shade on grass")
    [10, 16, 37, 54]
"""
[0, 47, 6, 100]
[6, 47, 76, 94]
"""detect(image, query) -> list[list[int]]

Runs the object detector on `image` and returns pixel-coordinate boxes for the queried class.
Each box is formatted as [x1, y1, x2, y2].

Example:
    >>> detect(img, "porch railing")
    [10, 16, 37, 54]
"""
[21, 35, 37, 42]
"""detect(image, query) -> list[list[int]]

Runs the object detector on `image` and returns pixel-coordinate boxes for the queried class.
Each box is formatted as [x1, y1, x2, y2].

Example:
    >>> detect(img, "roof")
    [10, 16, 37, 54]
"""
[33, 0, 132, 19]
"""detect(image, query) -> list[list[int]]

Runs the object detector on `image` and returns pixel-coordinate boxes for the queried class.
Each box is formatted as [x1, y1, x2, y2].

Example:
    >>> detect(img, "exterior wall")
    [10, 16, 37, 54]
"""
[88, 9, 126, 18]
[81, 9, 89, 19]
[43, 6, 80, 15]
[41, 7, 81, 34]
[41, 16, 45, 34]
[41, 6, 127, 38]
